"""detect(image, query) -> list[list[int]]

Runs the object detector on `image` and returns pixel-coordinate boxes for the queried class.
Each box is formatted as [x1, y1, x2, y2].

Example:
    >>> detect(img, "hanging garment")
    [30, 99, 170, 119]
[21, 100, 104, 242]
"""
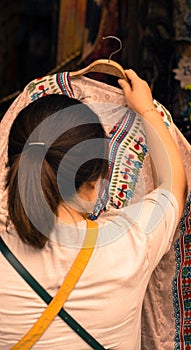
[0, 72, 191, 350]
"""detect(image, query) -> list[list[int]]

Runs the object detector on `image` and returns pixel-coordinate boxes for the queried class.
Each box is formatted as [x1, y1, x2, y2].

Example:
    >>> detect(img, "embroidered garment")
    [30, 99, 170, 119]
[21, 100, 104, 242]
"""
[0, 72, 191, 349]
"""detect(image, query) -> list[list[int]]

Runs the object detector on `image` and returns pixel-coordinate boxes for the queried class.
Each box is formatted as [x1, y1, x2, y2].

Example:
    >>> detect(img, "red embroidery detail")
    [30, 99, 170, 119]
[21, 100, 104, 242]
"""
[118, 192, 124, 198]
[126, 154, 134, 165]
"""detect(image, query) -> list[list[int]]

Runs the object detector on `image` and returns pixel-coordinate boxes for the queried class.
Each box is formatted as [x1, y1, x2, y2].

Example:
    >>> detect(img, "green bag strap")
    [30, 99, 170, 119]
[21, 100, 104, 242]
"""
[0, 222, 105, 350]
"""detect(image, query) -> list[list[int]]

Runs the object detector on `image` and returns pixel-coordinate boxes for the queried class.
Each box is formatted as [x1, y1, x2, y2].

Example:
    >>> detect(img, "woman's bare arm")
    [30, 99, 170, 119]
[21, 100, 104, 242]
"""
[118, 69, 187, 221]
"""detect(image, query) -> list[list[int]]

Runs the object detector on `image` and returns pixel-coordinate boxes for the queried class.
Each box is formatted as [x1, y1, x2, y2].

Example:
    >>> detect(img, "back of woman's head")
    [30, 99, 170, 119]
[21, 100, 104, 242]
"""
[6, 94, 108, 248]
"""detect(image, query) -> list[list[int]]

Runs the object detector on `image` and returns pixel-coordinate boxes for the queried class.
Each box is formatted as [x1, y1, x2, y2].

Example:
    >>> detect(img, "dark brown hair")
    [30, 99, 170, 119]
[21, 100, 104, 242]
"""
[6, 94, 108, 248]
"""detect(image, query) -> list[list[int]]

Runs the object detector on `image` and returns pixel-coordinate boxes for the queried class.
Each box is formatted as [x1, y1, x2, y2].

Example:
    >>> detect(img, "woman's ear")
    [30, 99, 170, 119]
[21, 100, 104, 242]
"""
[79, 181, 96, 194]
[86, 180, 98, 189]
[78, 179, 100, 202]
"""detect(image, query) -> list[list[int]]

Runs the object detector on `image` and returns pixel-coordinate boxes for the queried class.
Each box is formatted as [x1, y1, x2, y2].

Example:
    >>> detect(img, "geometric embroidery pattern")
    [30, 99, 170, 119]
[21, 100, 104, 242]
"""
[173, 192, 191, 350]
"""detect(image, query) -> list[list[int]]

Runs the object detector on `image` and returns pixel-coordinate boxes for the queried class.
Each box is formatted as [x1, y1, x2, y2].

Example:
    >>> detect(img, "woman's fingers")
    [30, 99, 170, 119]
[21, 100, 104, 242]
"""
[118, 69, 154, 115]
[118, 78, 131, 92]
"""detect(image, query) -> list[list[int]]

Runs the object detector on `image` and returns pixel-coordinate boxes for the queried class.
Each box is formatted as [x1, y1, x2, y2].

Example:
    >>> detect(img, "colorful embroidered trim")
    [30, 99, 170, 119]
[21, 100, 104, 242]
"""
[173, 192, 191, 350]
[90, 99, 171, 219]
[56, 72, 74, 97]
[27, 72, 74, 102]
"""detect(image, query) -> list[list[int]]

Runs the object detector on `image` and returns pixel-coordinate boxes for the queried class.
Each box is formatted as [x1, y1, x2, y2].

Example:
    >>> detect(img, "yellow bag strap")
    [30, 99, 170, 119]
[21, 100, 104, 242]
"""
[11, 218, 98, 350]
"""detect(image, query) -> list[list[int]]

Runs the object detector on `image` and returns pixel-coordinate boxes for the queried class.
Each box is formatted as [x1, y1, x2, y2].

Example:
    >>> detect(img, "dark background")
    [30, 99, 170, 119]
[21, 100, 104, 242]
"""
[0, 0, 190, 142]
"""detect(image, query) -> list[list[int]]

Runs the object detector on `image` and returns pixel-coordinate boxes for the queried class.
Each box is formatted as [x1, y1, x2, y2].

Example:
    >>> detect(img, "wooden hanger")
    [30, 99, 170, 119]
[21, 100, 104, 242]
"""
[70, 36, 128, 81]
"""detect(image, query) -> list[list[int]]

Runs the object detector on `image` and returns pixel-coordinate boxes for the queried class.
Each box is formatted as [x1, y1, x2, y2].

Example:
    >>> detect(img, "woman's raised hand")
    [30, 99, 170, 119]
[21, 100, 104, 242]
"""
[118, 69, 156, 116]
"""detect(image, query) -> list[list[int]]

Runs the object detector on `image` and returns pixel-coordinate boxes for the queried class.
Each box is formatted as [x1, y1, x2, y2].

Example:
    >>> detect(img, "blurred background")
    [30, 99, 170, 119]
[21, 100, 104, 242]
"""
[0, 0, 191, 143]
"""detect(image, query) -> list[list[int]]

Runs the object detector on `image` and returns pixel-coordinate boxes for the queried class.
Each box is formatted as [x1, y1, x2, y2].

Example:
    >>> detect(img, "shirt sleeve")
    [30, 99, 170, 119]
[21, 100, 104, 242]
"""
[121, 188, 179, 268]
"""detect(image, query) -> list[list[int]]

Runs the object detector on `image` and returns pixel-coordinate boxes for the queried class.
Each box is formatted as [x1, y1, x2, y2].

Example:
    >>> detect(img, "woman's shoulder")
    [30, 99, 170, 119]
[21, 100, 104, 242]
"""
[97, 187, 179, 239]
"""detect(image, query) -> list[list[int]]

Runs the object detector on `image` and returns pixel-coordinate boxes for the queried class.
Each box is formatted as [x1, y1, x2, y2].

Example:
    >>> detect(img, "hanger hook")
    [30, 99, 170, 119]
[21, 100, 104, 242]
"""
[102, 35, 123, 61]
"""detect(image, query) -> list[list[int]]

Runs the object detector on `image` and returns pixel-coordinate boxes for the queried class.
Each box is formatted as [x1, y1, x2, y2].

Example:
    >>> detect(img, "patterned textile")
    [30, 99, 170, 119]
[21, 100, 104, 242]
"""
[0, 72, 191, 349]
[57, 0, 119, 69]
[173, 0, 191, 42]
[119, 1, 191, 144]
[81, 0, 119, 61]
[142, 124, 191, 350]
[80, 0, 120, 86]
[119, 0, 175, 108]
[81, 0, 103, 62]
[57, 0, 87, 66]
[173, 193, 191, 349]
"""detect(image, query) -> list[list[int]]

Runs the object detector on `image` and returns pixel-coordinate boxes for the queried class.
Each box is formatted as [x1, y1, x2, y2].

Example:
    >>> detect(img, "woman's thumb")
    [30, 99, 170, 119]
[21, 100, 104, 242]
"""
[118, 78, 131, 94]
